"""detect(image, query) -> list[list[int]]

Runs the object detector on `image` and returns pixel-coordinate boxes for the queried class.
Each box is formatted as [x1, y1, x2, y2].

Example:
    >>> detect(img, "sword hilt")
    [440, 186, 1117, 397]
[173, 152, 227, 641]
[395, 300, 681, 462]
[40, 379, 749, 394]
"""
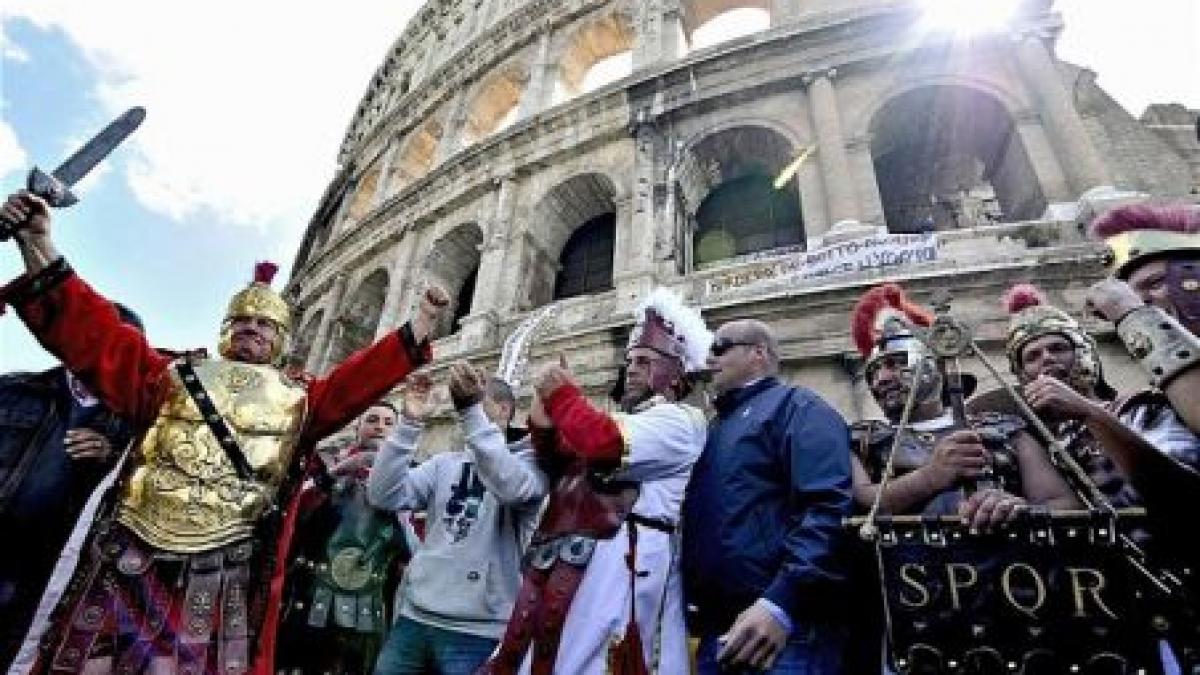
[28, 167, 78, 208]
[1, 167, 78, 242]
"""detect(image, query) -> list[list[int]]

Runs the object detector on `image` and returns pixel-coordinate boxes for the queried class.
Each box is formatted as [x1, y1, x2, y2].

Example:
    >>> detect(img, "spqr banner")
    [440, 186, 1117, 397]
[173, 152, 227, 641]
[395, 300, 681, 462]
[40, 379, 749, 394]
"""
[863, 511, 1195, 674]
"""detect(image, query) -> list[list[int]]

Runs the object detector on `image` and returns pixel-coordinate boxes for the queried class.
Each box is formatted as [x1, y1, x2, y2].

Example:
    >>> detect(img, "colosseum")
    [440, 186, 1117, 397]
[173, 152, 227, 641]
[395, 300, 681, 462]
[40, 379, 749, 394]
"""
[285, 0, 1200, 446]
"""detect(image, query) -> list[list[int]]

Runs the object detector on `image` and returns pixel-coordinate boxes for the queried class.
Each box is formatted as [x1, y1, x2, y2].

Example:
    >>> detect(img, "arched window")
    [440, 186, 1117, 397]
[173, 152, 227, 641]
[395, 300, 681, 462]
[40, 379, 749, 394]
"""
[450, 267, 478, 334]
[554, 213, 615, 300]
[694, 173, 802, 265]
[870, 85, 1045, 232]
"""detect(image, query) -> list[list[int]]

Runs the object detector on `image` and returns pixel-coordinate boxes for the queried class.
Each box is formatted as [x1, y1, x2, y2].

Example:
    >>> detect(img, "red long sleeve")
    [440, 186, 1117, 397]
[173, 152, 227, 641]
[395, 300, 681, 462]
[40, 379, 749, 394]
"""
[303, 328, 431, 442]
[7, 271, 171, 427]
[542, 382, 626, 464]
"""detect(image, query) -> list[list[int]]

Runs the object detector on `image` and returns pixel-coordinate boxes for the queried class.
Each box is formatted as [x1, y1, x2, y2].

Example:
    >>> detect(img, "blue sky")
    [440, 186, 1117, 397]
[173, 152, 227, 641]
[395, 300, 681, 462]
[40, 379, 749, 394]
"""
[1, 1, 1197, 372]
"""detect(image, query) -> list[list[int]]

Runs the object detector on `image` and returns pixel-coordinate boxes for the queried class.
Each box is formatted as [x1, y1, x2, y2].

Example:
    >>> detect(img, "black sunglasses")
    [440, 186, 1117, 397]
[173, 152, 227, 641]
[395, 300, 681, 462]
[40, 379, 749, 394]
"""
[710, 338, 756, 356]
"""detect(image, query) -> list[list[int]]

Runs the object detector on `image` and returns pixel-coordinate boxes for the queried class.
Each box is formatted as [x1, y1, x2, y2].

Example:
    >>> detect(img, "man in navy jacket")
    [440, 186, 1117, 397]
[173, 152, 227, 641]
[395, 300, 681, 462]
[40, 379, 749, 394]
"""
[683, 319, 852, 674]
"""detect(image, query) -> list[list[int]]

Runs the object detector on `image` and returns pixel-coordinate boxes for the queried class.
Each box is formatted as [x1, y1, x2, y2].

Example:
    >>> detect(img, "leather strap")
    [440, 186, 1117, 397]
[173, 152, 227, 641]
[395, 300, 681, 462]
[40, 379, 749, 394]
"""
[174, 359, 254, 481]
[219, 556, 251, 675]
[178, 555, 221, 674]
[627, 513, 674, 535]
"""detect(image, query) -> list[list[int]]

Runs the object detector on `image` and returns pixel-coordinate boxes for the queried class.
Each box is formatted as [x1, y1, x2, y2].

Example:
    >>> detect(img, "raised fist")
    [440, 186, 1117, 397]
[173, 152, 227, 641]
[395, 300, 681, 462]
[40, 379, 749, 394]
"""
[410, 284, 450, 344]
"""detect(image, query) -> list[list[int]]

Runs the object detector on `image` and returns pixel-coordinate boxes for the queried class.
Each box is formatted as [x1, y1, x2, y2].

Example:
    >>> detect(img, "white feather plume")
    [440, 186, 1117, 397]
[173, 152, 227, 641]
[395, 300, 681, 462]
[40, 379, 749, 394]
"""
[631, 287, 713, 373]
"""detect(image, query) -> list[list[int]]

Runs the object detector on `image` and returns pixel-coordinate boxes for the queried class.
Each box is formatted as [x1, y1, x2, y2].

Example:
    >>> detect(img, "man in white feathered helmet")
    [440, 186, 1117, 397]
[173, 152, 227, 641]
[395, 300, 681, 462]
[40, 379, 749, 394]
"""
[480, 288, 710, 675]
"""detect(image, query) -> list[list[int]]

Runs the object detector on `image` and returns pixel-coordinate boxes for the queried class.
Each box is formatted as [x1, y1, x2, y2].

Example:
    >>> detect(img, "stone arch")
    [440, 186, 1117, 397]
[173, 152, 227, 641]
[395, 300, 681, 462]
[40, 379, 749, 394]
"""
[521, 172, 619, 308]
[461, 63, 527, 147]
[868, 84, 1046, 232]
[344, 159, 384, 223]
[330, 268, 390, 365]
[422, 223, 484, 339]
[387, 118, 444, 196]
[679, 124, 804, 266]
[681, 0, 770, 50]
[290, 307, 324, 369]
[849, 74, 1029, 141]
[553, 10, 635, 102]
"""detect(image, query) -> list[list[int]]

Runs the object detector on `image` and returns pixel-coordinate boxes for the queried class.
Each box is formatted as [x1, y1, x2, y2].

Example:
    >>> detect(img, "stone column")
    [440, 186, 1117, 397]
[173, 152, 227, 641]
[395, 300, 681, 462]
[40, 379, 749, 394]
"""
[309, 272, 350, 374]
[373, 232, 419, 341]
[612, 196, 654, 313]
[372, 139, 398, 207]
[633, 0, 665, 69]
[459, 178, 517, 348]
[435, 88, 469, 162]
[1013, 31, 1112, 193]
[519, 29, 554, 118]
[804, 68, 859, 230]
[660, 1, 684, 60]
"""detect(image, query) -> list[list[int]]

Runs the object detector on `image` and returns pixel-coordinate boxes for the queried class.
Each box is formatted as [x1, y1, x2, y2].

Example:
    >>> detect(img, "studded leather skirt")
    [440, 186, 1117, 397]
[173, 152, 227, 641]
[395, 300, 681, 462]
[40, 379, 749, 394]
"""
[45, 523, 256, 675]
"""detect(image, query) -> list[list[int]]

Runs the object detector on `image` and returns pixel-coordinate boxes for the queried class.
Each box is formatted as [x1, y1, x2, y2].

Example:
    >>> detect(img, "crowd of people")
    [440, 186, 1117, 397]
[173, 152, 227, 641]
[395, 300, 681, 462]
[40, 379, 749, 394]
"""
[0, 186, 1198, 674]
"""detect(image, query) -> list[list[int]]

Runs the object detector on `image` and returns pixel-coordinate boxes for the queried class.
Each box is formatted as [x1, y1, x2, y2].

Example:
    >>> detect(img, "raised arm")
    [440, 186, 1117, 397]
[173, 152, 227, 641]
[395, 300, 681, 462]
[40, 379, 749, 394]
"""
[445, 361, 548, 505]
[1, 193, 171, 426]
[461, 405, 547, 505]
[366, 371, 439, 511]
[304, 287, 448, 442]
[539, 380, 704, 481]
[366, 419, 441, 512]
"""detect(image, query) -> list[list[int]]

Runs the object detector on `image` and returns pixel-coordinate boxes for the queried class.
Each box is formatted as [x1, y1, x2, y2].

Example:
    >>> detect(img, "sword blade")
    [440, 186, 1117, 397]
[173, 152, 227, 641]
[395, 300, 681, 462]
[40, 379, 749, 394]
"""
[50, 107, 146, 187]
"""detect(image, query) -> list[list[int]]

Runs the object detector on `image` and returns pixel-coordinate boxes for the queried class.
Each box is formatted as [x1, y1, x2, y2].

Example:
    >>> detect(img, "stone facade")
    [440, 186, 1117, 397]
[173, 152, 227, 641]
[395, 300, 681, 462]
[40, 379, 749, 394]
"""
[287, 0, 1199, 454]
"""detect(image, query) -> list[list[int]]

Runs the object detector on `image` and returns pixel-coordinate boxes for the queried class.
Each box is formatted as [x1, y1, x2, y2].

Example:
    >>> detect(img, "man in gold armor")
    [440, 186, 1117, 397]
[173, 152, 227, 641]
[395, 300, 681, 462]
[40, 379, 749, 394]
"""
[0, 190, 447, 674]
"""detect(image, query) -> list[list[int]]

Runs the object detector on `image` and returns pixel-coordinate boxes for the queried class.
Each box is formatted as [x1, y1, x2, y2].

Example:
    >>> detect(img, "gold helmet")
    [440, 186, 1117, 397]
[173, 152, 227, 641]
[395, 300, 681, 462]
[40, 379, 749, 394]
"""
[1003, 284, 1112, 397]
[218, 261, 291, 362]
[1090, 203, 1200, 279]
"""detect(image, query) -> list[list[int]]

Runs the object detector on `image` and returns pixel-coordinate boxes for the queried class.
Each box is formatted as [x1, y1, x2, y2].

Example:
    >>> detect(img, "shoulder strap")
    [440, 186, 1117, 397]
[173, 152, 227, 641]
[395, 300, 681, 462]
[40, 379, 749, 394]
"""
[174, 359, 255, 481]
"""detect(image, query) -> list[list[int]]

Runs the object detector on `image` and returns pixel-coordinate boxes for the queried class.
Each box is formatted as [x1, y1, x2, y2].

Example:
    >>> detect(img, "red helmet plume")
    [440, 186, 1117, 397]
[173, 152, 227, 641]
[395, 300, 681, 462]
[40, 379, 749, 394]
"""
[1002, 283, 1047, 316]
[850, 283, 934, 359]
[254, 261, 280, 285]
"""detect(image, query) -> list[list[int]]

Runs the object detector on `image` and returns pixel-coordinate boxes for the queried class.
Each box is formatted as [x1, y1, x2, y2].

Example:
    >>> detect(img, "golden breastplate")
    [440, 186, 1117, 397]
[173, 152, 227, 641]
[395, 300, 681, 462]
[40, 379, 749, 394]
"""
[116, 360, 307, 553]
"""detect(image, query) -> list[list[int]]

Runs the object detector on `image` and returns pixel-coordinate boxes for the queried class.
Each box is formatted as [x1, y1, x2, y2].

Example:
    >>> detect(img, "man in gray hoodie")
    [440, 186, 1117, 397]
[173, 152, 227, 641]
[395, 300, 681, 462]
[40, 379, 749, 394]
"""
[368, 362, 546, 675]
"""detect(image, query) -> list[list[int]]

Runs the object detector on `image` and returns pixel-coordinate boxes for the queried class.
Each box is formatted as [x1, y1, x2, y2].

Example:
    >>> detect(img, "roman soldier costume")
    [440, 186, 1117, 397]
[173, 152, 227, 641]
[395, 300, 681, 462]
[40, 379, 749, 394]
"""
[850, 284, 1025, 515]
[277, 442, 408, 674]
[0, 260, 431, 674]
[481, 288, 710, 675]
[1091, 203, 1200, 388]
[1001, 283, 1140, 507]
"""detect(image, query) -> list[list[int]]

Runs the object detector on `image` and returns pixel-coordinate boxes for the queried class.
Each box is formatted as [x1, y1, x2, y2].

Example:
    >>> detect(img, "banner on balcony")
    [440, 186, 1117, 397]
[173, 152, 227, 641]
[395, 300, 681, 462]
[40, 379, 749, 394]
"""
[704, 232, 938, 295]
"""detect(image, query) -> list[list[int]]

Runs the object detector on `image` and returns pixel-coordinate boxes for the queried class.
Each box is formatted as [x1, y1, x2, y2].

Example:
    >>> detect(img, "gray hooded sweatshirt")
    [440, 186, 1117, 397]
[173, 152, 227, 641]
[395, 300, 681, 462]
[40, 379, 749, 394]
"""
[367, 404, 547, 639]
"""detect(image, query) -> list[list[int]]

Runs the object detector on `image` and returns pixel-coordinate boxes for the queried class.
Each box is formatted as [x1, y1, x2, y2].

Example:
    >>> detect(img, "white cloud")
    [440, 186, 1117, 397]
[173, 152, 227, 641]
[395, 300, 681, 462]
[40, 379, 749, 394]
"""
[0, 101, 28, 181]
[3, 1, 418, 245]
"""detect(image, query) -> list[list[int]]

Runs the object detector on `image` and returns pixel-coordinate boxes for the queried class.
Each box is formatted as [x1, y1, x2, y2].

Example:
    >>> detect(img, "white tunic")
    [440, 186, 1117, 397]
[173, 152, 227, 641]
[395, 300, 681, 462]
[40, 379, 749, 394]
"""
[511, 399, 707, 675]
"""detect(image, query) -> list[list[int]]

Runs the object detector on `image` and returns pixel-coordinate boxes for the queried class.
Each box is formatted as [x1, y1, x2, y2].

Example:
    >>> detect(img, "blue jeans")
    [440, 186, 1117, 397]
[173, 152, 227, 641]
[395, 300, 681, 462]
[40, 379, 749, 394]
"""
[374, 616, 498, 675]
[696, 623, 846, 675]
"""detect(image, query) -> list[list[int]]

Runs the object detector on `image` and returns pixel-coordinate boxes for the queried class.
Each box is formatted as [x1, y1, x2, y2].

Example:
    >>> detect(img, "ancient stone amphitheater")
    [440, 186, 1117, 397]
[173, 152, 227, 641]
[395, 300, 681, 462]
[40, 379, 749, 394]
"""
[286, 0, 1199, 443]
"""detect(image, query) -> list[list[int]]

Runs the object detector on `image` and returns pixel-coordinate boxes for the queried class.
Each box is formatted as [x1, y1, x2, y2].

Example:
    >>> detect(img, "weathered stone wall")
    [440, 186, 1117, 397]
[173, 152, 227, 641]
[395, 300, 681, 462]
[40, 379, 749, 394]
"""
[292, 0, 1197, 449]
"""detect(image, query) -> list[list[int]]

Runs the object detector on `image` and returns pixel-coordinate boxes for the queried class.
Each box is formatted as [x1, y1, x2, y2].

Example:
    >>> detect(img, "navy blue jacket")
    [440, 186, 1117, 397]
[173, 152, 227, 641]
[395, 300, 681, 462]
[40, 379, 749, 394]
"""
[0, 368, 132, 663]
[682, 377, 853, 634]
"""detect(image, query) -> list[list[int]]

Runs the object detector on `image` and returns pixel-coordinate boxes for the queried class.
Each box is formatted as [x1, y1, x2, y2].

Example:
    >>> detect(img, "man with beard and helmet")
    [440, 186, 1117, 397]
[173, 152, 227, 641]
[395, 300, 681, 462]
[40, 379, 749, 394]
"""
[277, 401, 408, 675]
[1003, 283, 1200, 520]
[1085, 204, 1200, 491]
[1004, 282, 1200, 671]
[479, 288, 709, 675]
[0, 189, 448, 674]
[849, 283, 1078, 528]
